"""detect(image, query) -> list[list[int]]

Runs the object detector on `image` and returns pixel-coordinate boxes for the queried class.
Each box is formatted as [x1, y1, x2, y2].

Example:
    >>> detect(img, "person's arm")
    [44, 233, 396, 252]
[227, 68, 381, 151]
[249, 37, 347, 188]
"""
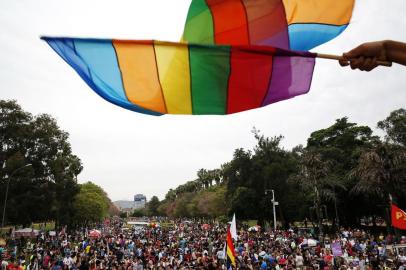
[339, 40, 406, 71]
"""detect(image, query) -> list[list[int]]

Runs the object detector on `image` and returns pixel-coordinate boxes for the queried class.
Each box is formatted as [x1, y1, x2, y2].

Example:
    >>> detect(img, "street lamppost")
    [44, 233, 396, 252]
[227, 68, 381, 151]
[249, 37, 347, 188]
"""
[333, 187, 339, 229]
[1, 163, 32, 228]
[265, 189, 278, 231]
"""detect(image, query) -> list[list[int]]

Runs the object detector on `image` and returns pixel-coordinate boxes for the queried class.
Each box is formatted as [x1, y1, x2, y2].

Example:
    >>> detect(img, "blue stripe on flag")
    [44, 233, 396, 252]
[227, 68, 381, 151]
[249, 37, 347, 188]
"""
[288, 24, 348, 51]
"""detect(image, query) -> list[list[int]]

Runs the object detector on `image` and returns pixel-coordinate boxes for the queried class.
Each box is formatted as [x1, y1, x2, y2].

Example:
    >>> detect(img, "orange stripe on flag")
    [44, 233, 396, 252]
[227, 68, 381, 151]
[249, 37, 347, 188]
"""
[113, 40, 167, 114]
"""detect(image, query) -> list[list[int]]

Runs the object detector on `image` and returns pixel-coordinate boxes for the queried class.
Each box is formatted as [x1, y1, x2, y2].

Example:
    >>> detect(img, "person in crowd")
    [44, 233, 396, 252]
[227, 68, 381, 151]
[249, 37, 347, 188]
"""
[0, 219, 405, 269]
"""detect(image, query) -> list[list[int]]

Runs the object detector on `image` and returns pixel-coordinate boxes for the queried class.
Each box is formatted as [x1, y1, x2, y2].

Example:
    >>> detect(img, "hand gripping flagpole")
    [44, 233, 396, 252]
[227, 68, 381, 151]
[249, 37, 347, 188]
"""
[316, 53, 392, 67]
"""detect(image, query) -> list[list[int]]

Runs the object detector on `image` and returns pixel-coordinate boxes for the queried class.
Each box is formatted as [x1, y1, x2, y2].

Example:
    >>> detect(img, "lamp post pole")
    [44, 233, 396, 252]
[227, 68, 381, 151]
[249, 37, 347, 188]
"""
[272, 190, 277, 231]
[1, 163, 32, 228]
[265, 189, 278, 231]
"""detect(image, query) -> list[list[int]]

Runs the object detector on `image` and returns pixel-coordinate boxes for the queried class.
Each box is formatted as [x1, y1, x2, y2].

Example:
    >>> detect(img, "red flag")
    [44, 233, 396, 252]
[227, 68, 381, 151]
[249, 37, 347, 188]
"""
[391, 204, 406, 230]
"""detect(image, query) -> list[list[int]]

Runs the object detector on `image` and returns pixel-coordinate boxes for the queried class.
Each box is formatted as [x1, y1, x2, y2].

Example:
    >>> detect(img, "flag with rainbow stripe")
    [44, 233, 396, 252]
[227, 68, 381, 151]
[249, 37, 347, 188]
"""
[226, 227, 236, 268]
[183, 0, 355, 50]
[43, 0, 354, 116]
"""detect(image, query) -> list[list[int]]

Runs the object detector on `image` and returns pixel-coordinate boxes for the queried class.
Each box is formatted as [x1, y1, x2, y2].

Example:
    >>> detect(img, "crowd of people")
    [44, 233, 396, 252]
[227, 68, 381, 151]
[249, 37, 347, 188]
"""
[1, 218, 405, 270]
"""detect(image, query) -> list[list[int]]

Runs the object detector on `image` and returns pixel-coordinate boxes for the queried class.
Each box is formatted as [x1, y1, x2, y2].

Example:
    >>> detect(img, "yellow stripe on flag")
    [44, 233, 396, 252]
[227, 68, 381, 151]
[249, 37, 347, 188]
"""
[154, 41, 192, 114]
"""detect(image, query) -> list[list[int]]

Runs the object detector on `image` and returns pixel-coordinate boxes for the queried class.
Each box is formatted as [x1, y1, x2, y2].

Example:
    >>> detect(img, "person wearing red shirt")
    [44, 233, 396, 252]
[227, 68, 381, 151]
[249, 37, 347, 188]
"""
[6, 258, 17, 270]
[323, 250, 333, 265]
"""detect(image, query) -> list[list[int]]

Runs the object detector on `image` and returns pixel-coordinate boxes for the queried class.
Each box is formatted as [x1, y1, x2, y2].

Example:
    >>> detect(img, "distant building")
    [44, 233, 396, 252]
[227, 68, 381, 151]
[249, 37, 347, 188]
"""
[114, 194, 147, 212]
[113, 200, 136, 211]
[134, 194, 147, 209]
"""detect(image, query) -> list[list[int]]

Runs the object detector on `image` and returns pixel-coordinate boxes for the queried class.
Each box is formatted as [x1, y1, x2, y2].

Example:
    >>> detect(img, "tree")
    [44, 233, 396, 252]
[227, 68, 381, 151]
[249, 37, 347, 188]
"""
[377, 108, 406, 146]
[173, 193, 194, 217]
[197, 169, 210, 189]
[147, 196, 160, 216]
[72, 182, 110, 225]
[151, 114, 405, 228]
[132, 208, 146, 217]
[349, 110, 406, 228]
[212, 169, 222, 185]
[352, 143, 406, 204]
[165, 189, 176, 201]
[305, 117, 379, 226]
[0, 100, 82, 227]
[229, 187, 258, 219]
[294, 149, 340, 235]
[250, 131, 302, 226]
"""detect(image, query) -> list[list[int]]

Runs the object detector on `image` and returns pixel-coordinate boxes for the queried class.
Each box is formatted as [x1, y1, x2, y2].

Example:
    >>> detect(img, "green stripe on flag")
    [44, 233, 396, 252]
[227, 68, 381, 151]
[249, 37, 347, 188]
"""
[189, 44, 230, 115]
[182, 0, 214, 44]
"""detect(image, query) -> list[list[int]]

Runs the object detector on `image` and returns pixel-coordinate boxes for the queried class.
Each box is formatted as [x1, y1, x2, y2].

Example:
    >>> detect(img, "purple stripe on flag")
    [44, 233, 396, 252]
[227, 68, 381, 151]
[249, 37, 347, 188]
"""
[262, 55, 315, 105]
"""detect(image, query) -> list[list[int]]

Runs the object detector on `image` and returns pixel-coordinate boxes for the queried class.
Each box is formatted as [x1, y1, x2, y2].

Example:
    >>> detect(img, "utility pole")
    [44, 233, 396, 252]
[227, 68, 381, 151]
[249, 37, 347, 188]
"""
[265, 189, 278, 231]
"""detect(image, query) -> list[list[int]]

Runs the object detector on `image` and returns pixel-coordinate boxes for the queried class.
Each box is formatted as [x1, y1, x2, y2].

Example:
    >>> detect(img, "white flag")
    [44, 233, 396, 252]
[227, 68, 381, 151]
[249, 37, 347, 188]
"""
[230, 213, 237, 241]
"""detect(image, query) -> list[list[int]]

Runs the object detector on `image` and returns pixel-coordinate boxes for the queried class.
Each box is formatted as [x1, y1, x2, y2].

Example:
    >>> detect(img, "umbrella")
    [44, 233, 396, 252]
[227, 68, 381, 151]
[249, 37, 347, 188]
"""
[89, 229, 101, 238]
[248, 225, 260, 232]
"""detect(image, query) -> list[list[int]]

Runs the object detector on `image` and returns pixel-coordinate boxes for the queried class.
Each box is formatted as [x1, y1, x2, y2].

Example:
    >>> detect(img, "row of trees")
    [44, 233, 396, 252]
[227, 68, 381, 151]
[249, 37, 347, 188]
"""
[142, 109, 406, 229]
[3, 99, 404, 229]
[0, 100, 117, 228]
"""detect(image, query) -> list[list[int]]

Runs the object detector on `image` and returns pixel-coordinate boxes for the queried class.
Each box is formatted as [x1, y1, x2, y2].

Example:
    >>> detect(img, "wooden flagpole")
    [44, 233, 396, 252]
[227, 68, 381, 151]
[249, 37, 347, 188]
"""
[317, 53, 392, 67]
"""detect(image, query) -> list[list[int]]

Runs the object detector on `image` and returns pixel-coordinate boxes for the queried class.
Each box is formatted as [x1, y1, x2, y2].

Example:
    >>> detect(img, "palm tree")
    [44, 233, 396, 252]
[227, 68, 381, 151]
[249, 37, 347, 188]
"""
[175, 185, 187, 197]
[351, 143, 406, 202]
[197, 168, 209, 189]
[206, 170, 214, 187]
[351, 142, 406, 231]
[213, 169, 222, 185]
[220, 162, 231, 184]
[193, 179, 202, 192]
[295, 149, 345, 237]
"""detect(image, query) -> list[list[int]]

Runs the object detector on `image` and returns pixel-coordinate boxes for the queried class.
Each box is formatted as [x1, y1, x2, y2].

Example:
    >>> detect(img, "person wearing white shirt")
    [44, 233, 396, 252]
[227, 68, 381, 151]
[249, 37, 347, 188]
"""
[1, 259, 8, 270]
[295, 252, 304, 269]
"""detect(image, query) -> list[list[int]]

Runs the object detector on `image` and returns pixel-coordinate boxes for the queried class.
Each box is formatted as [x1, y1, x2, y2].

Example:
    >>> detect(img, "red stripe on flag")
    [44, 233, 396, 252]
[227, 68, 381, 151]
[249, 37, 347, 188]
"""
[226, 228, 236, 266]
[227, 47, 274, 114]
[241, 0, 289, 48]
[206, 0, 250, 45]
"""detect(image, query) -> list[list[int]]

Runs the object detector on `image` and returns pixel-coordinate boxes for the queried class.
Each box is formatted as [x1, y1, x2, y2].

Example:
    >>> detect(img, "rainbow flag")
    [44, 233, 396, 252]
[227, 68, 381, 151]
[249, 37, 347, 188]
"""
[43, 1, 354, 115]
[42, 37, 315, 115]
[183, 0, 355, 50]
[226, 227, 236, 268]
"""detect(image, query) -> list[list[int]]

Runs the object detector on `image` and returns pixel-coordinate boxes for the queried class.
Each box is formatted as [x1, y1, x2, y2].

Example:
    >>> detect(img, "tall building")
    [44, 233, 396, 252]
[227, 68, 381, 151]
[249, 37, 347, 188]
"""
[134, 194, 147, 209]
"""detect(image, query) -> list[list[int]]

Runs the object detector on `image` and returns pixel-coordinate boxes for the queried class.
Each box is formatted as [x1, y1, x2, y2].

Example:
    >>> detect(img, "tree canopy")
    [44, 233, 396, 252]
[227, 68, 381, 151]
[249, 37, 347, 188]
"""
[0, 100, 82, 227]
[155, 110, 406, 229]
[72, 181, 111, 225]
[1, 99, 405, 230]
